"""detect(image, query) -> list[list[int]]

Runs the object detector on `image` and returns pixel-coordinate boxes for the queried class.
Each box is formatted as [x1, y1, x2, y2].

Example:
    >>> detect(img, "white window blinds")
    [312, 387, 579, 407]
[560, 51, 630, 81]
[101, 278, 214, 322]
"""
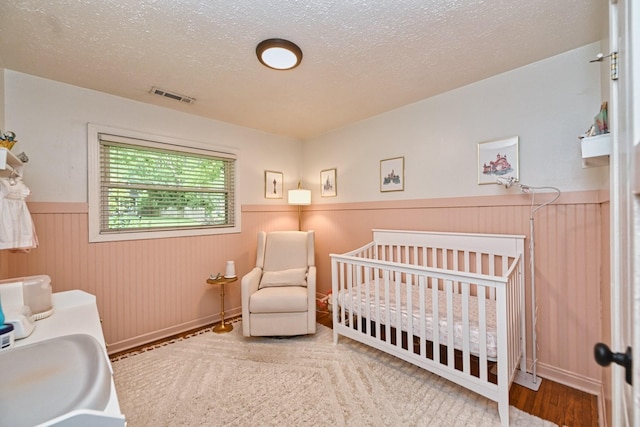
[98, 133, 235, 234]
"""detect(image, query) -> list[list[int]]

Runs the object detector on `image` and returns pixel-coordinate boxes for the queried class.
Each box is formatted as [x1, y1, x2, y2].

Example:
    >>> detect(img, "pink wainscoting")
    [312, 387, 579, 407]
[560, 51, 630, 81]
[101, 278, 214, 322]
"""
[599, 200, 612, 423]
[1, 202, 299, 354]
[0, 191, 607, 395]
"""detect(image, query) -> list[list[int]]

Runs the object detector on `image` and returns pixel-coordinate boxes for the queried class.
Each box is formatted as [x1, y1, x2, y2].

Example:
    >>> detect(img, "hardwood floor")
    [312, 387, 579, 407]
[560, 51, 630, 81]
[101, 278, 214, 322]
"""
[111, 313, 599, 426]
[316, 311, 599, 427]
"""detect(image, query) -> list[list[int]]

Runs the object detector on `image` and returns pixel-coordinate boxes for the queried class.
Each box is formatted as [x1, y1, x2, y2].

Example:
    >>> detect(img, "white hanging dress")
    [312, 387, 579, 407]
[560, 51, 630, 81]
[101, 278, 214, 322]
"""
[0, 176, 38, 250]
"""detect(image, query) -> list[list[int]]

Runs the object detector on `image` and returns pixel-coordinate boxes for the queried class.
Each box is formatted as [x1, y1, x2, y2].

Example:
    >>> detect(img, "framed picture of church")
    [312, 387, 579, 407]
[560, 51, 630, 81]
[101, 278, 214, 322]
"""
[380, 156, 404, 192]
[264, 170, 283, 199]
[477, 136, 519, 185]
[320, 168, 337, 197]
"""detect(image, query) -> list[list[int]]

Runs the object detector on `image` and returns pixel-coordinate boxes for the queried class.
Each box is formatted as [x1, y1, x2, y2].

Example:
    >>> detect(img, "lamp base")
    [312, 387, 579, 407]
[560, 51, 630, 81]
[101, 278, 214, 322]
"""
[513, 370, 542, 391]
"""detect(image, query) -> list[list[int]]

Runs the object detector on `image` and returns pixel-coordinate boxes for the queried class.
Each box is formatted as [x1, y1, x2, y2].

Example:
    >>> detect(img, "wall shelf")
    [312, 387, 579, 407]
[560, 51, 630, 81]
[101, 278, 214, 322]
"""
[0, 147, 24, 176]
[581, 133, 611, 167]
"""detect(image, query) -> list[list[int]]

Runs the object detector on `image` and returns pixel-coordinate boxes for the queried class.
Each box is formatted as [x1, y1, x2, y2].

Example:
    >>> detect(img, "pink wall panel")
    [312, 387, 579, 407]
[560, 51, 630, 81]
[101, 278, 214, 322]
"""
[0, 203, 299, 353]
[0, 192, 607, 393]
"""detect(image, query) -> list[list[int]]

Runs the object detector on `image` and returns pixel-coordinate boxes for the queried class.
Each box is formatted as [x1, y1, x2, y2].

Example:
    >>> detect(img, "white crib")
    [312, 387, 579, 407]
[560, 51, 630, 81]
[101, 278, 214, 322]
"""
[330, 229, 526, 426]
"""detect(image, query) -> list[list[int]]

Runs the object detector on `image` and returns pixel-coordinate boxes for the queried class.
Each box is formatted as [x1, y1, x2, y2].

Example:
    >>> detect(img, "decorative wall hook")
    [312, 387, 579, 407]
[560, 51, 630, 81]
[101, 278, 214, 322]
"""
[590, 52, 619, 80]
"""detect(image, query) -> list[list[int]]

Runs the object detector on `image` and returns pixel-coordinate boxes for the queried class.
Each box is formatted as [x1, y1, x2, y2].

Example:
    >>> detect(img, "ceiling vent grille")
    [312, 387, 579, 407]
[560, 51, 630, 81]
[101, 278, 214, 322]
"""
[150, 87, 195, 104]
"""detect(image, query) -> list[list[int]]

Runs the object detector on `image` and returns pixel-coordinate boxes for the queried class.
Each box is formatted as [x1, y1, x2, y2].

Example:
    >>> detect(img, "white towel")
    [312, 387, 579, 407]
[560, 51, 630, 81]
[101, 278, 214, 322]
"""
[0, 177, 38, 250]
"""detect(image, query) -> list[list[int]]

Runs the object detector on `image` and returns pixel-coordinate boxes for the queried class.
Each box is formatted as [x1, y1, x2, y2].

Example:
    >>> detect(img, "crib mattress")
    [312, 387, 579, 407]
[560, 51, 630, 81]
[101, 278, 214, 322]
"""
[337, 281, 498, 359]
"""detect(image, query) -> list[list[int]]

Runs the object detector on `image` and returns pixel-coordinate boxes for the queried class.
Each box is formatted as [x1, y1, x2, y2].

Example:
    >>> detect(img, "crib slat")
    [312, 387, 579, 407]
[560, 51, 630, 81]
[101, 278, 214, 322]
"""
[383, 270, 391, 344]
[374, 267, 381, 340]
[339, 262, 346, 327]
[452, 250, 459, 293]
[461, 281, 470, 375]
[406, 272, 413, 352]
[361, 264, 368, 336]
[394, 271, 402, 346]
[347, 263, 354, 331]
[432, 275, 440, 363]
[488, 254, 496, 300]
[442, 248, 448, 270]
[445, 280, 455, 368]
[431, 247, 437, 269]
[478, 284, 488, 382]
[419, 275, 427, 358]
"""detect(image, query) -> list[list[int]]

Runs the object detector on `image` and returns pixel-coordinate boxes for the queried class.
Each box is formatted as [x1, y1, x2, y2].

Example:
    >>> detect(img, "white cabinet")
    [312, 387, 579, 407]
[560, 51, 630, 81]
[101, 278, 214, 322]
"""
[580, 133, 611, 167]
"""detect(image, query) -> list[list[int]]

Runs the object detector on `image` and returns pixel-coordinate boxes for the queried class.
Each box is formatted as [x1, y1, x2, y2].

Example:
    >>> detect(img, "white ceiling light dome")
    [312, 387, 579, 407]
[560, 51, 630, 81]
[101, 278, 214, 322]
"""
[256, 39, 303, 70]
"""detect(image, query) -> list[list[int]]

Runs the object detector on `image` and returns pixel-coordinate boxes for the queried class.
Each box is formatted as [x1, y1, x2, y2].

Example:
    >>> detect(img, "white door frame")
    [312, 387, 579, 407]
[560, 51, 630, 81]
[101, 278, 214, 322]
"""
[608, 0, 638, 425]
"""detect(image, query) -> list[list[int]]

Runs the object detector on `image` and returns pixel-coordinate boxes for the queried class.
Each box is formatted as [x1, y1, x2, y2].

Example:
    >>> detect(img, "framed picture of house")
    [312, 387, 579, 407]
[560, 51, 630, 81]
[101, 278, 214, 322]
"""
[477, 136, 519, 185]
[320, 168, 337, 197]
[380, 156, 404, 192]
[264, 170, 283, 199]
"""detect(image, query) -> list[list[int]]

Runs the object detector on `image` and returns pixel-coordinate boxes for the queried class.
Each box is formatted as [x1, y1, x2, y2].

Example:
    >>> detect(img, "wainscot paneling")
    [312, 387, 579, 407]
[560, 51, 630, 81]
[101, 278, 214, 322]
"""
[1, 202, 299, 354]
[0, 192, 606, 397]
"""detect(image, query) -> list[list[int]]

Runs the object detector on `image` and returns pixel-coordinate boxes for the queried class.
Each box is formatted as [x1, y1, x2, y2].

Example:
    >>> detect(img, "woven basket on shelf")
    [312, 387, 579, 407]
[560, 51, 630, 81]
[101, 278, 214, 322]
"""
[0, 140, 16, 150]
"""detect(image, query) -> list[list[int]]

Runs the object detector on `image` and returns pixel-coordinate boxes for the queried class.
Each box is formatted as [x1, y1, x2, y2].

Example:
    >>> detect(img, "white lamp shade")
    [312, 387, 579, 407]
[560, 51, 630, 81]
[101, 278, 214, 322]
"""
[288, 189, 311, 205]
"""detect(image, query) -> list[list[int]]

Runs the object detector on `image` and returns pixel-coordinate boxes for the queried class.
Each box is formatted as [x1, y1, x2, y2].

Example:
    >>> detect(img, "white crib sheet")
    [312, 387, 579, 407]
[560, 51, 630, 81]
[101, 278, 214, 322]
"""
[337, 281, 498, 359]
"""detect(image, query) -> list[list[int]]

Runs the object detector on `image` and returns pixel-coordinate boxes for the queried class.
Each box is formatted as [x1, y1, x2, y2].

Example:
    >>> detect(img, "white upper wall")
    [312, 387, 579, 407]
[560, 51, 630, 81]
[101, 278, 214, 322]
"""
[4, 70, 301, 204]
[4, 42, 607, 205]
[302, 42, 608, 203]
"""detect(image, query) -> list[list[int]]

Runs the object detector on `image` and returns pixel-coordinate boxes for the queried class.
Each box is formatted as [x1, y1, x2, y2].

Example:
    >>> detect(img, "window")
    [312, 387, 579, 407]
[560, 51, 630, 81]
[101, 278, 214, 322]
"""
[88, 125, 238, 242]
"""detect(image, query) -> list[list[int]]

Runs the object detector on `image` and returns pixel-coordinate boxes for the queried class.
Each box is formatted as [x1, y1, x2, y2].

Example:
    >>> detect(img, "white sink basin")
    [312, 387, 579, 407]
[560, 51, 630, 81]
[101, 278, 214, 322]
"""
[0, 333, 112, 427]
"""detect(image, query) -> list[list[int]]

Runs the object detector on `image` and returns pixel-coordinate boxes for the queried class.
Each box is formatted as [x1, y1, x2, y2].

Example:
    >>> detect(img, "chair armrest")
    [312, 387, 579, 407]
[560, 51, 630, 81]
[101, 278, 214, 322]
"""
[241, 267, 263, 336]
[306, 266, 317, 295]
[306, 266, 317, 332]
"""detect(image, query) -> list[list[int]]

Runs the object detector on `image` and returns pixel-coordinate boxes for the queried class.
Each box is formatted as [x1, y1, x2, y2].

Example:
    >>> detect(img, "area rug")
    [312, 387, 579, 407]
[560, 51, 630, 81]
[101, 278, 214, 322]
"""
[111, 322, 552, 426]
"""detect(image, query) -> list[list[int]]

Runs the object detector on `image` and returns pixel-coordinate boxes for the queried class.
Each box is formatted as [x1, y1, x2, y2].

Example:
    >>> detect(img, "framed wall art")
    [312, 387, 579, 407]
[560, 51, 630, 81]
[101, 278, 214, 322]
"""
[477, 136, 519, 185]
[380, 156, 404, 192]
[264, 170, 283, 199]
[320, 168, 337, 197]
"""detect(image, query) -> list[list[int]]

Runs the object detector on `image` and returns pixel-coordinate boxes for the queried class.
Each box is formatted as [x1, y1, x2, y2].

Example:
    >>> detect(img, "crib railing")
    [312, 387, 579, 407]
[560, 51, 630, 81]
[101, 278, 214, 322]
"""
[330, 236, 525, 415]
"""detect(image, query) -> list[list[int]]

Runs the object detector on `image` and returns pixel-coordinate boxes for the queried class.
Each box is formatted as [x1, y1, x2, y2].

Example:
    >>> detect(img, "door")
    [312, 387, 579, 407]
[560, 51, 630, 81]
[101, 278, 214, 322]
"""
[605, 0, 638, 425]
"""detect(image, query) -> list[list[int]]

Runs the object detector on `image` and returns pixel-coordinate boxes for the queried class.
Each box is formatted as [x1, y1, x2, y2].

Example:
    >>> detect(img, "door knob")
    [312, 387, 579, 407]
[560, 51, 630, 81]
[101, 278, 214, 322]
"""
[594, 343, 632, 385]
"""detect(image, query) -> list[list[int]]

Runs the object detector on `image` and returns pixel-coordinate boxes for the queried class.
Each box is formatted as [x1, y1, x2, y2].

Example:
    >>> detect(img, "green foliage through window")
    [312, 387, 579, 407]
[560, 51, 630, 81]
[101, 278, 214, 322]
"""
[99, 138, 235, 233]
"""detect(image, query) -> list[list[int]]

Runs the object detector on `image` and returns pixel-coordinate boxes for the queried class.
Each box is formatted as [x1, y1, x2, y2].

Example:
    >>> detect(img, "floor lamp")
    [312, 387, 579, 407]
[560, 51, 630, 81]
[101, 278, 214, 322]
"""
[288, 182, 311, 231]
[496, 176, 560, 391]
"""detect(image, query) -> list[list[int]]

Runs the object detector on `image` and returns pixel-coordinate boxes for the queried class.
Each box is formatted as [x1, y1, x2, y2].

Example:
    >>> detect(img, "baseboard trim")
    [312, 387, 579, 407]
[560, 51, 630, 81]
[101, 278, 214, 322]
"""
[535, 361, 601, 396]
[106, 307, 242, 355]
[598, 383, 608, 427]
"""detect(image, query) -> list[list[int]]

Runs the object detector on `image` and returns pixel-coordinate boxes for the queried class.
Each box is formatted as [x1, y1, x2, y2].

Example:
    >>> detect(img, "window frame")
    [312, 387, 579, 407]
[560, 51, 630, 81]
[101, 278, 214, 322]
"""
[88, 124, 240, 243]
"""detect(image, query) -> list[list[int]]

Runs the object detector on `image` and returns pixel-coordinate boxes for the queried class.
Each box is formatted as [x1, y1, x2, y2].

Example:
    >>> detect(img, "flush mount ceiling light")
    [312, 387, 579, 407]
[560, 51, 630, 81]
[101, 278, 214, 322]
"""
[256, 38, 303, 70]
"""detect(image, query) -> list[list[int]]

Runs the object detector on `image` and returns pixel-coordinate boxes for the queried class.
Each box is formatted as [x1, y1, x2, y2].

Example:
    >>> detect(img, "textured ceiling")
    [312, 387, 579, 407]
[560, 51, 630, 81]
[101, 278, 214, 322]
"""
[0, 1, 606, 140]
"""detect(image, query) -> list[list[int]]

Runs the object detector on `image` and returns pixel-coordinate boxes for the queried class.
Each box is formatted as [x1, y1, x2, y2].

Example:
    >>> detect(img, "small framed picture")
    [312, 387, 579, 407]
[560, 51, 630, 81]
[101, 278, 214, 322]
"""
[477, 136, 519, 185]
[380, 157, 404, 192]
[320, 168, 337, 197]
[264, 170, 283, 199]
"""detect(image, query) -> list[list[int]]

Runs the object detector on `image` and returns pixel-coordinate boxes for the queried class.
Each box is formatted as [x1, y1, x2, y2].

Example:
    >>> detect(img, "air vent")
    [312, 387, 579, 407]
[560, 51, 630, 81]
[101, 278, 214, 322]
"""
[150, 87, 195, 104]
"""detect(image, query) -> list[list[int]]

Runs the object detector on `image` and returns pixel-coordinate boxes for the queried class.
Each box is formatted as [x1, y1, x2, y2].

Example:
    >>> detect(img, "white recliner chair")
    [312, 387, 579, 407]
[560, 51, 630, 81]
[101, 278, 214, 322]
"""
[241, 230, 316, 337]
